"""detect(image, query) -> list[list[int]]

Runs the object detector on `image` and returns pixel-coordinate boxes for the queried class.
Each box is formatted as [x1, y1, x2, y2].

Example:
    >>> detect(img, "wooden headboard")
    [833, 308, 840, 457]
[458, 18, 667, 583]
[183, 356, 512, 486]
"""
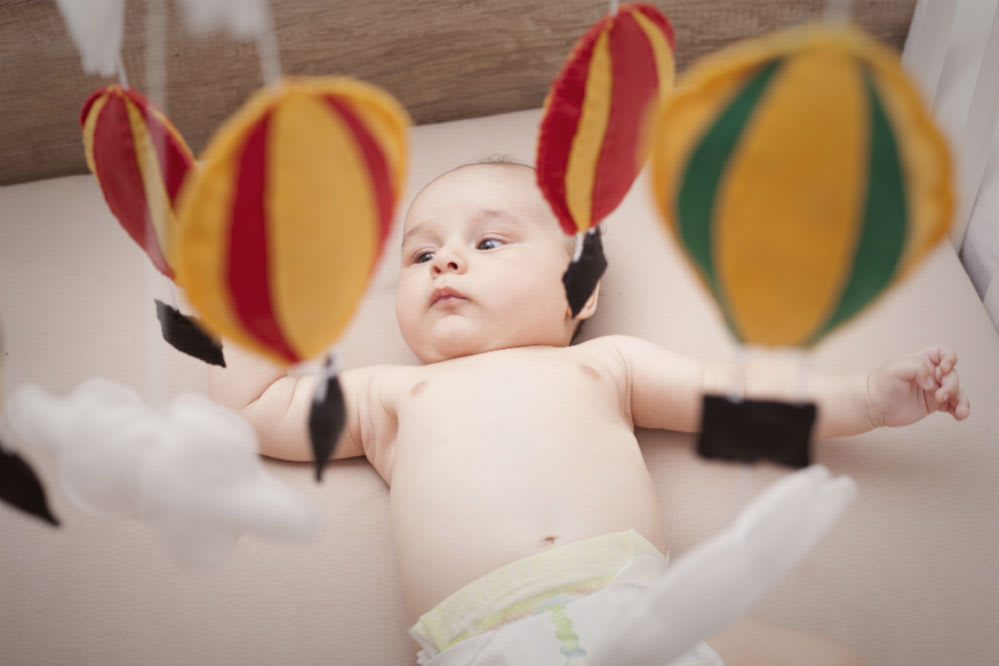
[0, 0, 915, 186]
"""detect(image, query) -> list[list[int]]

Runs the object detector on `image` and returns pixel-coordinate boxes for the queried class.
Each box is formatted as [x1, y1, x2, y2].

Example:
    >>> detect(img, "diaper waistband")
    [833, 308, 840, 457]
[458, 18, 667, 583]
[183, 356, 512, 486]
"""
[410, 529, 665, 652]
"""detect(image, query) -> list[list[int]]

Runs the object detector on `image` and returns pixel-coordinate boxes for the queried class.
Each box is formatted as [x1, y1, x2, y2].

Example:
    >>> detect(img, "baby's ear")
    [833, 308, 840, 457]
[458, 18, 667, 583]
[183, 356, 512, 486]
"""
[572, 282, 600, 321]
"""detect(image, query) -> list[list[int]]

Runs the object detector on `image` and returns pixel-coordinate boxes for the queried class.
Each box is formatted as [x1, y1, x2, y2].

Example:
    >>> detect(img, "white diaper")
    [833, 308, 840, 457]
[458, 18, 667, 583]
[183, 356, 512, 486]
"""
[410, 529, 724, 666]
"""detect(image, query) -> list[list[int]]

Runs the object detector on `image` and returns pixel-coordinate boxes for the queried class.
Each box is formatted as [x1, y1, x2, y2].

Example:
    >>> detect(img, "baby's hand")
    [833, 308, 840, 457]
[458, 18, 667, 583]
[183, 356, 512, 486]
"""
[867, 345, 971, 428]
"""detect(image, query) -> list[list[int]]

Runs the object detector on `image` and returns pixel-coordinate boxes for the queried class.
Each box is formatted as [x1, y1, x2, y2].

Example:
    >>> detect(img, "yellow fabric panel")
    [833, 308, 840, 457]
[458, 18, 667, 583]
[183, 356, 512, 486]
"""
[317, 80, 410, 205]
[865, 53, 953, 277]
[173, 92, 276, 361]
[565, 27, 613, 234]
[651, 62, 761, 243]
[268, 91, 378, 361]
[124, 99, 172, 265]
[716, 50, 867, 346]
[82, 94, 107, 177]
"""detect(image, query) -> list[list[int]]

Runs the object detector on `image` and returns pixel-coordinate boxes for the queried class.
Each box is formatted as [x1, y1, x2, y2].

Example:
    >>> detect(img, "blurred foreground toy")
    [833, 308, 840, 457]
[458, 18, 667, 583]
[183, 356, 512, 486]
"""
[174, 77, 409, 480]
[650, 23, 953, 467]
[7, 379, 320, 567]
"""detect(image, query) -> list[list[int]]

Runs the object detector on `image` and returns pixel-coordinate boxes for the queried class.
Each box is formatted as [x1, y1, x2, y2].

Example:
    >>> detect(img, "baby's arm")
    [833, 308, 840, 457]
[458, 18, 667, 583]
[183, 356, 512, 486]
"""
[207, 344, 375, 463]
[602, 336, 968, 438]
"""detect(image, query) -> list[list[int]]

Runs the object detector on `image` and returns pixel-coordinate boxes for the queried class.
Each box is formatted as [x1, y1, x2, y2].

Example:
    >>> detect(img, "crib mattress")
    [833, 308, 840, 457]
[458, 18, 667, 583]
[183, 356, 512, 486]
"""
[0, 109, 995, 666]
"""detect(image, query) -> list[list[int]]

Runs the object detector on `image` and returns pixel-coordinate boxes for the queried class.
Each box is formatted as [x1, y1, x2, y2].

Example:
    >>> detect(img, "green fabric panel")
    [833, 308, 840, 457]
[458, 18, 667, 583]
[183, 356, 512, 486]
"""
[675, 60, 781, 340]
[807, 66, 906, 345]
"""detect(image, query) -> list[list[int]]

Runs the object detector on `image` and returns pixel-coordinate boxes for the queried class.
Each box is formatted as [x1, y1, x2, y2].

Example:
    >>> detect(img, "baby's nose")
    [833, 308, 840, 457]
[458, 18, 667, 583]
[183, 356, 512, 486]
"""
[431, 247, 465, 274]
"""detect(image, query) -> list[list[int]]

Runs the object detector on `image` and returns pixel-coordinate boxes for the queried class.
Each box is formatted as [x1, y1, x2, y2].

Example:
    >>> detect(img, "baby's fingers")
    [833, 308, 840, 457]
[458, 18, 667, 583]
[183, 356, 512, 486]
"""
[915, 356, 938, 391]
[924, 344, 958, 375]
[934, 369, 959, 404]
[935, 372, 970, 420]
[948, 387, 971, 421]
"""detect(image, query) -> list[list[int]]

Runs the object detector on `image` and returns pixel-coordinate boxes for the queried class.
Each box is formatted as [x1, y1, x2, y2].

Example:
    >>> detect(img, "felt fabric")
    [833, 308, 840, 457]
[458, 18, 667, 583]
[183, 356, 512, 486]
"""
[536, 3, 675, 236]
[0, 444, 59, 527]
[81, 85, 196, 280]
[697, 395, 816, 469]
[650, 23, 953, 348]
[174, 77, 409, 367]
[563, 228, 608, 317]
[309, 358, 346, 481]
[154, 299, 225, 367]
[5, 379, 320, 568]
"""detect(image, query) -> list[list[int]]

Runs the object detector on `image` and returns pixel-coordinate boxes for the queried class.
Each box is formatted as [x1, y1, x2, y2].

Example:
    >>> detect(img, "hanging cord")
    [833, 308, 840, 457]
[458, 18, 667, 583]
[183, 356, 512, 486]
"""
[256, 1, 282, 87]
[824, 0, 851, 23]
[115, 52, 129, 89]
[608, 0, 619, 16]
[727, 346, 754, 519]
[142, 0, 169, 407]
[572, 230, 585, 262]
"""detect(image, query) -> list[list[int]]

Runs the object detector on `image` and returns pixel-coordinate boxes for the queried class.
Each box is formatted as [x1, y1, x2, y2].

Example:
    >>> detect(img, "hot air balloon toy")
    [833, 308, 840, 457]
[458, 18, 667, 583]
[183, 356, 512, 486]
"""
[80, 84, 225, 367]
[174, 76, 410, 481]
[650, 21, 953, 467]
[536, 2, 675, 316]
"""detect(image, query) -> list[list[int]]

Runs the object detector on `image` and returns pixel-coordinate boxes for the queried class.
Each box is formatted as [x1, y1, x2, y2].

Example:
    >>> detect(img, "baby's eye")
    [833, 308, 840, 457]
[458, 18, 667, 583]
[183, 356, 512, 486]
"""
[414, 251, 434, 264]
[477, 238, 504, 251]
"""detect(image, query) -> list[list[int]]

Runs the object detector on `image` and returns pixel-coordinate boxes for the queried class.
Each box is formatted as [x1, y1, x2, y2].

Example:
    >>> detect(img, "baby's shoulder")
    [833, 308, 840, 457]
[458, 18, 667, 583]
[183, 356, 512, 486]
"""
[562, 335, 637, 378]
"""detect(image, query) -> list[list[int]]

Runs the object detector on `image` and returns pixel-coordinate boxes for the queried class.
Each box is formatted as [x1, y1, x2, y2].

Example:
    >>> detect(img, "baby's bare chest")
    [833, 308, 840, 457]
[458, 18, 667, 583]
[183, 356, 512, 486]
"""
[386, 347, 630, 463]
[399, 348, 622, 424]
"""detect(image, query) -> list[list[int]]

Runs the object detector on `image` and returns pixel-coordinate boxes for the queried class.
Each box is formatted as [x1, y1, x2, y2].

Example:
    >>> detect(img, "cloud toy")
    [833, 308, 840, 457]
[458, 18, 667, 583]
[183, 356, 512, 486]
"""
[6, 379, 321, 568]
[649, 23, 953, 467]
[173, 76, 410, 479]
[55, 0, 124, 78]
[586, 466, 857, 665]
[536, 3, 675, 316]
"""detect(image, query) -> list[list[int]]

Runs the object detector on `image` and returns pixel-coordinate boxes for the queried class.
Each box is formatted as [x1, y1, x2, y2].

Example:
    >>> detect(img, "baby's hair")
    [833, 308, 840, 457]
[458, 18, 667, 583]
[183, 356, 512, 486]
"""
[467, 154, 535, 169]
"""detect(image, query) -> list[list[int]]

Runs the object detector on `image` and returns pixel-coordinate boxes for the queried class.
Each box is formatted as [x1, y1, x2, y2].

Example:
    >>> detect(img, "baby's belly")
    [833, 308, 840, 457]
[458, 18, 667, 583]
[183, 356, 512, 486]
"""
[388, 421, 666, 623]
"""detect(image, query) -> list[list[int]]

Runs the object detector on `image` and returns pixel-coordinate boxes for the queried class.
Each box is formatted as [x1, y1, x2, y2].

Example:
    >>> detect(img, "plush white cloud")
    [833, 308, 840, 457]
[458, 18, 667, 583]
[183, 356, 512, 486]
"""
[55, 0, 125, 78]
[586, 465, 857, 665]
[6, 378, 320, 568]
[176, 0, 271, 40]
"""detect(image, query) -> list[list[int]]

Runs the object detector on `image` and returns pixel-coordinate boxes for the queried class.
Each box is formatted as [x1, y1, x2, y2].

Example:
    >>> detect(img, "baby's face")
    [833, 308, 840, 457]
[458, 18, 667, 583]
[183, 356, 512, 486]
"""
[396, 163, 579, 364]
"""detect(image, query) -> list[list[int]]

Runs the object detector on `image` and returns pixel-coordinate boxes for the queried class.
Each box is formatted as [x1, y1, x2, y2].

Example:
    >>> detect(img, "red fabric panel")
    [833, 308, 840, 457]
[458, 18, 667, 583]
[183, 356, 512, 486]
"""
[226, 112, 299, 364]
[323, 95, 394, 258]
[122, 88, 193, 207]
[590, 10, 659, 223]
[91, 93, 167, 274]
[634, 3, 675, 50]
[80, 87, 107, 127]
[537, 16, 610, 236]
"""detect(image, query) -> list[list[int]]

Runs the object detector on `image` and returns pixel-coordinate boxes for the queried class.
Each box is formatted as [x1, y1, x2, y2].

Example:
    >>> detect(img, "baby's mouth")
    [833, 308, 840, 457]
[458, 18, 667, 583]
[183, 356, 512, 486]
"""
[430, 286, 467, 308]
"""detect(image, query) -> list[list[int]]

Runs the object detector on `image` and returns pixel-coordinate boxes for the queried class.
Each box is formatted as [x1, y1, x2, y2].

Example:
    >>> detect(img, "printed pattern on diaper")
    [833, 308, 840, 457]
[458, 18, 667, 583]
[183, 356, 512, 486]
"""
[411, 529, 665, 652]
[544, 600, 587, 664]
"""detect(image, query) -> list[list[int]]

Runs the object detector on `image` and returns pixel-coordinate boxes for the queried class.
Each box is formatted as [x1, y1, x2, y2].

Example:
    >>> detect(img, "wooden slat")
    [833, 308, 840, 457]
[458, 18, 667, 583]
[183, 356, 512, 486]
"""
[0, 0, 915, 185]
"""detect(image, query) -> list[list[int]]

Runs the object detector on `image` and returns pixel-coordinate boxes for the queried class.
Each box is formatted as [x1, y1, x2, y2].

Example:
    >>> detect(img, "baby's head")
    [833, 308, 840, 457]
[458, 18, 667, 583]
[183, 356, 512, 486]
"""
[396, 161, 598, 364]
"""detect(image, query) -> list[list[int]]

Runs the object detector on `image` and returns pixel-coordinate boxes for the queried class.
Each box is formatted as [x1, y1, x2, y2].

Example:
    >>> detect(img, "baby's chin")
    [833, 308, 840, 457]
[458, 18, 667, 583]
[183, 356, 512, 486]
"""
[406, 323, 514, 364]
[412, 336, 502, 364]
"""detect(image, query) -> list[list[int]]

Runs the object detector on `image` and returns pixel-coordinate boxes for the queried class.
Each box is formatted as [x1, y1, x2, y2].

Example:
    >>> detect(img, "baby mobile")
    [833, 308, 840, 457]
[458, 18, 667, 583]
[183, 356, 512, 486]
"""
[80, 0, 409, 483]
[0, 0, 407, 561]
[531, 3, 953, 664]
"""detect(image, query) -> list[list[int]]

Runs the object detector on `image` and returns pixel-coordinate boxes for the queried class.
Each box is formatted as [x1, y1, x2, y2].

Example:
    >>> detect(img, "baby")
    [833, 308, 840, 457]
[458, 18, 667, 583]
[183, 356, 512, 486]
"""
[210, 161, 969, 666]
